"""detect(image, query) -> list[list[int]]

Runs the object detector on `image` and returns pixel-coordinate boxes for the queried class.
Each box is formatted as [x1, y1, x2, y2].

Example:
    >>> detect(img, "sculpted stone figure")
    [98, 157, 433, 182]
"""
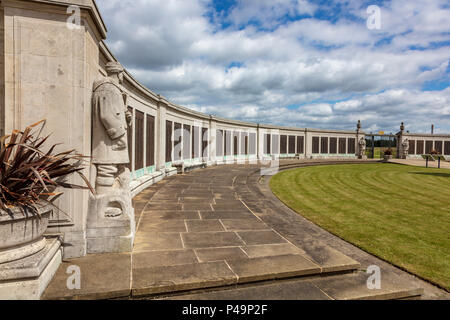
[92, 62, 132, 199]
[402, 138, 409, 158]
[358, 137, 366, 158]
[87, 62, 135, 253]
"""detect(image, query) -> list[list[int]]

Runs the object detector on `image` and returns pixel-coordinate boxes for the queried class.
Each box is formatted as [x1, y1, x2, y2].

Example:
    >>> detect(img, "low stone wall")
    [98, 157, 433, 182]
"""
[401, 133, 450, 159]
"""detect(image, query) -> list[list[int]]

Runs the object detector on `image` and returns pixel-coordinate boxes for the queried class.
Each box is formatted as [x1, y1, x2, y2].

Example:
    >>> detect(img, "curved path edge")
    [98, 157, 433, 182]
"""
[43, 160, 448, 300]
[251, 161, 449, 299]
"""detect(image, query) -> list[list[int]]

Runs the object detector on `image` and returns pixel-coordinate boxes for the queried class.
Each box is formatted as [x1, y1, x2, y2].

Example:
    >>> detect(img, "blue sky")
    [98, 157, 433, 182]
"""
[96, 0, 450, 133]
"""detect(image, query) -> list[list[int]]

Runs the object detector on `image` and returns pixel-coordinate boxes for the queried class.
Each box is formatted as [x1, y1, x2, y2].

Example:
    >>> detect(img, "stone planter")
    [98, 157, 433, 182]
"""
[383, 155, 393, 162]
[0, 203, 52, 264]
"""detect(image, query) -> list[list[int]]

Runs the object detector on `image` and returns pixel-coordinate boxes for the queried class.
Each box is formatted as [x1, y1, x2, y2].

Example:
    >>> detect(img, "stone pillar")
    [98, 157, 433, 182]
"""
[0, 0, 110, 299]
[129, 107, 136, 173]
[257, 126, 266, 161]
[398, 122, 409, 159]
[156, 98, 167, 172]
[305, 129, 311, 158]
[356, 120, 367, 159]
[256, 124, 261, 161]
[209, 116, 216, 165]
[0, 0, 108, 259]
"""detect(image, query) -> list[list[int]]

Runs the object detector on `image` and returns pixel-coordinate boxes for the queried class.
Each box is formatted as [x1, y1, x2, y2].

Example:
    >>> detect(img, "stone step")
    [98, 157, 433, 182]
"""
[43, 252, 359, 300]
[131, 253, 357, 298]
[155, 271, 424, 301]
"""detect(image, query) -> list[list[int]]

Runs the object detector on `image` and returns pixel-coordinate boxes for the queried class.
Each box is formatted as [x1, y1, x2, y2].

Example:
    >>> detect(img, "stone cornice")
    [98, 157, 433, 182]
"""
[82, 1, 365, 135]
[8, 0, 108, 39]
[402, 133, 450, 138]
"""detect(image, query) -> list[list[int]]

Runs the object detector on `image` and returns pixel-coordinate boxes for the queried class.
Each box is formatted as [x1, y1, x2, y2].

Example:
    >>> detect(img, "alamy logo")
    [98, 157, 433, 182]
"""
[366, 265, 381, 289]
[66, 265, 81, 290]
[66, 5, 81, 30]
[366, 5, 381, 30]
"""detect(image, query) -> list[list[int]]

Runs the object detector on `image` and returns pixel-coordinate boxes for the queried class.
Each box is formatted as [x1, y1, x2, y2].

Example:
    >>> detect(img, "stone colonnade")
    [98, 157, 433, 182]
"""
[0, 0, 447, 299]
[0, 0, 363, 261]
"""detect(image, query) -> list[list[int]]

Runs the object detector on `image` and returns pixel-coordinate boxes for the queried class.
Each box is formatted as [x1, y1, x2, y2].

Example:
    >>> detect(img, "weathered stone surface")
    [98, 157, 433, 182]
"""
[300, 243, 361, 273]
[0, 238, 62, 300]
[242, 243, 305, 258]
[145, 203, 182, 210]
[0, 204, 51, 262]
[165, 279, 332, 300]
[181, 232, 245, 249]
[142, 211, 200, 220]
[200, 210, 255, 219]
[87, 192, 135, 254]
[212, 203, 248, 211]
[195, 247, 248, 262]
[221, 219, 269, 231]
[182, 203, 213, 211]
[137, 220, 187, 233]
[237, 230, 288, 245]
[133, 250, 198, 269]
[43, 253, 131, 300]
[132, 261, 237, 296]
[185, 220, 225, 232]
[134, 232, 183, 252]
[227, 254, 321, 283]
[309, 272, 424, 300]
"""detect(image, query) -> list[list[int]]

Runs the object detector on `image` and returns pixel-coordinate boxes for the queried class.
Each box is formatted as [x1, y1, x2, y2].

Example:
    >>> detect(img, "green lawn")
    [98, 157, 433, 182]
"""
[270, 163, 450, 290]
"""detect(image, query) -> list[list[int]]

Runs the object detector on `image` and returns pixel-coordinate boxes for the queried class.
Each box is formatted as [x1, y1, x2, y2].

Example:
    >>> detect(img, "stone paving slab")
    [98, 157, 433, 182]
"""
[200, 210, 256, 219]
[221, 219, 269, 231]
[132, 261, 237, 297]
[181, 232, 245, 248]
[138, 220, 187, 233]
[43, 253, 131, 300]
[164, 279, 333, 300]
[162, 271, 424, 300]
[227, 254, 321, 283]
[185, 220, 225, 232]
[309, 272, 424, 300]
[134, 232, 184, 252]
[132, 250, 198, 269]
[141, 210, 201, 220]
[195, 247, 248, 262]
[242, 243, 305, 258]
[237, 230, 288, 245]
[146, 203, 182, 210]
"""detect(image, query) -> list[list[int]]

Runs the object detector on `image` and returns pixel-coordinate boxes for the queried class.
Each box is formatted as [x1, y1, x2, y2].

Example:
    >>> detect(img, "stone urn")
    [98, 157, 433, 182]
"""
[383, 154, 393, 162]
[0, 202, 52, 264]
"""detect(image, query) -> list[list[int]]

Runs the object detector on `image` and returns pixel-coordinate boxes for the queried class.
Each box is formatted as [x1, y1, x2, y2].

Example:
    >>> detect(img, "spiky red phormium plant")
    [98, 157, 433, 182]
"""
[0, 120, 94, 215]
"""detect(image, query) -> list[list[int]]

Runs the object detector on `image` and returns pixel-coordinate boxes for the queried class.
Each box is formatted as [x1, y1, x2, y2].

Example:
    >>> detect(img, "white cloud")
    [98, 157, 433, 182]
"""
[226, 0, 317, 29]
[95, 0, 450, 133]
[334, 100, 362, 111]
[300, 103, 333, 116]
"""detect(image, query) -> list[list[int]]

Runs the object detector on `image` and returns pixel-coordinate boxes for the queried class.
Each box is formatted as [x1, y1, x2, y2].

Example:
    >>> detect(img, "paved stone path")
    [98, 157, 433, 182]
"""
[390, 158, 450, 169]
[43, 160, 448, 300]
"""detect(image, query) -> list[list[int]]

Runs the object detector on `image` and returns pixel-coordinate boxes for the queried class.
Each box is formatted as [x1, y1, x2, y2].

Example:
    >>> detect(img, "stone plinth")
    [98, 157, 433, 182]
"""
[86, 192, 135, 254]
[0, 238, 62, 300]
